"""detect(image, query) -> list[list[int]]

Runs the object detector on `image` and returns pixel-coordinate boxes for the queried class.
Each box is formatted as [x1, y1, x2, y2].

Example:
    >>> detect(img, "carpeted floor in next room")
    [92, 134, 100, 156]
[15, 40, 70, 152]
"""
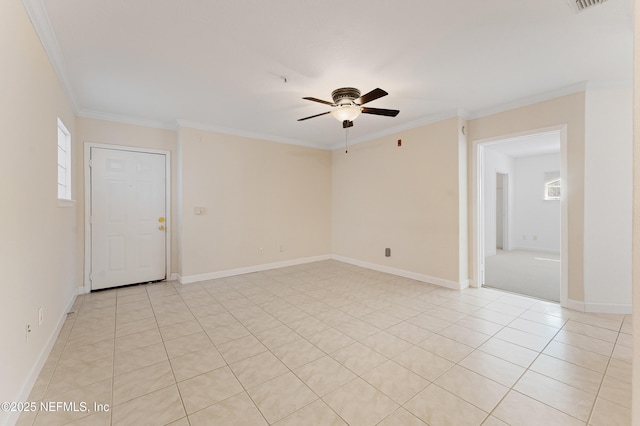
[484, 250, 561, 302]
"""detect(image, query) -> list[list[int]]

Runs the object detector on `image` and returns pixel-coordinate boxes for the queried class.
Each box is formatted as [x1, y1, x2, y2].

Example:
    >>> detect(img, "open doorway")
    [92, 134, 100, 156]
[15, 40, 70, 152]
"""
[478, 131, 562, 302]
[496, 173, 508, 251]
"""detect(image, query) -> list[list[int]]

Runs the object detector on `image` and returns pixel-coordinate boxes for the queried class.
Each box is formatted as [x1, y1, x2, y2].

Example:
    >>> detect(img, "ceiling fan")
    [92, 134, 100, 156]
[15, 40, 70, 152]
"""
[298, 87, 400, 128]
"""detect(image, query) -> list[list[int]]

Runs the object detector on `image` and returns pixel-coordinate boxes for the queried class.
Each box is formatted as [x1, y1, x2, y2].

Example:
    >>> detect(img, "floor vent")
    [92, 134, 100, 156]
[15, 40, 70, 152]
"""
[573, 0, 609, 12]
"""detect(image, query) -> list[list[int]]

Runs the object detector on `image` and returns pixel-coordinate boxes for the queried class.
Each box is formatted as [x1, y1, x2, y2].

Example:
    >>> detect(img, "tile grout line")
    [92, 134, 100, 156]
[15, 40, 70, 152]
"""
[480, 303, 570, 424]
[584, 318, 626, 426]
[110, 285, 180, 422]
[110, 293, 117, 426]
[36, 263, 630, 426]
[183, 281, 274, 425]
[153, 284, 191, 425]
[482, 300, 628, 425]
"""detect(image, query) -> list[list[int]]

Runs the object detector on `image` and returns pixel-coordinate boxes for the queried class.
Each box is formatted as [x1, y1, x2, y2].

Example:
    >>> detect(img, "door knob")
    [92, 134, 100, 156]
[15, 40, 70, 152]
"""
[158, 225, 165, 231]
[158, 217, 165, 223]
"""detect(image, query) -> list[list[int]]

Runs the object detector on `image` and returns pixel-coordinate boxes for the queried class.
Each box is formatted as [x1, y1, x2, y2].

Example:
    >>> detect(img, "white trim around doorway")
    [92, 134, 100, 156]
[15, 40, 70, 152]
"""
[470, 125, 568, 307]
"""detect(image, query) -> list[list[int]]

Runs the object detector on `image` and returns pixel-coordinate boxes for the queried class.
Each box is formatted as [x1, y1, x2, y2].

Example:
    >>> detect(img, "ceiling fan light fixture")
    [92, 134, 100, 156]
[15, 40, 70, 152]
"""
[331, 105, 362, 122]
[299, 87, 398, 126]
[567, 0, 609, 12]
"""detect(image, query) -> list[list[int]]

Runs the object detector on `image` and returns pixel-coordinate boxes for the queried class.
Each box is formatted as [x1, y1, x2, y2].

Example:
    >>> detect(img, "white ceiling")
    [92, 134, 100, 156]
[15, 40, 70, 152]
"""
[27, 0, 632, 149]
[484, 132, 561, 158]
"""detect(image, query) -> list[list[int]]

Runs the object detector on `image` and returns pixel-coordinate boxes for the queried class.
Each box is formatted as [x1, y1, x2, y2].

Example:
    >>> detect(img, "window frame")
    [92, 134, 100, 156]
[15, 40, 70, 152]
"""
[543, 171, 561, 201]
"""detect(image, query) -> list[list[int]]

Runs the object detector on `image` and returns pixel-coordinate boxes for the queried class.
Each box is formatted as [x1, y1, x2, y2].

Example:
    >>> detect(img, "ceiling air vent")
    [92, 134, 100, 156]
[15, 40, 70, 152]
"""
[571, 0, 609, 12]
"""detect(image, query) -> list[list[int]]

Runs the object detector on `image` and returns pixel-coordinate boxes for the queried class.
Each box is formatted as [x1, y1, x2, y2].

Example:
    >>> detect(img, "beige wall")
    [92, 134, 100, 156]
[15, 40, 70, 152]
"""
[331, 117, 467, 286]
[0, 0, 78, 419]
[76, 117, 179, 275]
[632, 1, 639, 424]
[179, 127, 332, 278]
[468, 93, 586, 302]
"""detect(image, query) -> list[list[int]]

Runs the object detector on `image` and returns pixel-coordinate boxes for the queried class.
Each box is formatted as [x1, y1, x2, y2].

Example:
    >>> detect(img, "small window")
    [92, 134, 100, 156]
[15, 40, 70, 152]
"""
[57, 118, 72, 200]
[544, 171, 561, 201]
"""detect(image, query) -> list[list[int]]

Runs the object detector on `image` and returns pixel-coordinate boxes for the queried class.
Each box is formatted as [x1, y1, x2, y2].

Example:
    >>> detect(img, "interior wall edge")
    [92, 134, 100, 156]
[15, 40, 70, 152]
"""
[631, 1, 640, 424]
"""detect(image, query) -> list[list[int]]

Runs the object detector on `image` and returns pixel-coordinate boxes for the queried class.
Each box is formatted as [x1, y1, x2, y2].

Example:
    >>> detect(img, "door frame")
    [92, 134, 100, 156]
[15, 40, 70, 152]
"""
[495, 172, 509, 251]
[471, 125, 568, 306]
[83, 143, 171, 293]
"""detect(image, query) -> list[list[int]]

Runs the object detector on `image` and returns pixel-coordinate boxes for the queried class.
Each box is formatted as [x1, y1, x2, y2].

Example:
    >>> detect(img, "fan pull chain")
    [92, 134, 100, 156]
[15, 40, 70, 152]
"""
[345, 128, 349, 154]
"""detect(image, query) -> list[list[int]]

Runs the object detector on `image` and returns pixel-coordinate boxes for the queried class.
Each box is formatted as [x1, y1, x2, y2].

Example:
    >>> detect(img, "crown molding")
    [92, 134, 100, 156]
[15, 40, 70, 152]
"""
[77, 109, 176, 130]
[465, 82, 590, 120]
[72, 79, 630, 152]
[16, 3, 630, 152]
[473, 79, 632, 120]
[175, 120, 330, 150]
[584, 80, 633, 91]
[22, 0, 79, 112]
[326, 79, 632, 150]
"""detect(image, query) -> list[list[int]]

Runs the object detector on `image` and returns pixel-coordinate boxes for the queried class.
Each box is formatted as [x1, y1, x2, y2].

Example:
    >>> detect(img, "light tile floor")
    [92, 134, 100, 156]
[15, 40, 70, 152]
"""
[18, 260, 632, 426]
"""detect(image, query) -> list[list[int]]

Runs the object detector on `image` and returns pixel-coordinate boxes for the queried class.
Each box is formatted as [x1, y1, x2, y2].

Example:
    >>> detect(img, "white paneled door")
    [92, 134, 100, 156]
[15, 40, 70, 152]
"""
[90, 148, 166, 290]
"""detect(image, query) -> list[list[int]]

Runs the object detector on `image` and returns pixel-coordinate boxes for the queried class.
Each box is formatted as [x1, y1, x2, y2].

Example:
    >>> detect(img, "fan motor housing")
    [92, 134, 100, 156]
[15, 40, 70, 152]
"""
[331, 87, 361, 105]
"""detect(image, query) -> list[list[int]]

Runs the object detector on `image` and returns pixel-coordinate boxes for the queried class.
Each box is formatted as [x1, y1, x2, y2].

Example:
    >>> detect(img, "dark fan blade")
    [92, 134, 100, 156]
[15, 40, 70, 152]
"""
[297, 111, 331, 121]
[342, 120, 353, 129]
[354, 88, 388, 105]
[303, 97, 335, 106]
[361, 107, 400, 117]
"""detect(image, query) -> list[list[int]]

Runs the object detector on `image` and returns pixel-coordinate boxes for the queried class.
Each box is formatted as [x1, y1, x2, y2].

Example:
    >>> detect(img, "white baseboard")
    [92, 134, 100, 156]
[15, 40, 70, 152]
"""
[6, 288, 79, 426]
[179, 255, 332, 284]
[468, 279, 481, 289]
[584, 302, 632, 315]
[511, 246, 561, 255]
[176, 257, 631, 315]
[331, 255, 469, 290]
[564, 298, 631, 315]
[178, 254, 467, 291]
[565, 298, 585, 312]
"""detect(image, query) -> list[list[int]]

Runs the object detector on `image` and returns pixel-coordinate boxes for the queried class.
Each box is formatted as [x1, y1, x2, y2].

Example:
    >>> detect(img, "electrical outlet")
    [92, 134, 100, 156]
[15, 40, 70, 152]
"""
[258, 248, 264, 255]
[38, 307, 44, 326]
[26, 323, 31, 341]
